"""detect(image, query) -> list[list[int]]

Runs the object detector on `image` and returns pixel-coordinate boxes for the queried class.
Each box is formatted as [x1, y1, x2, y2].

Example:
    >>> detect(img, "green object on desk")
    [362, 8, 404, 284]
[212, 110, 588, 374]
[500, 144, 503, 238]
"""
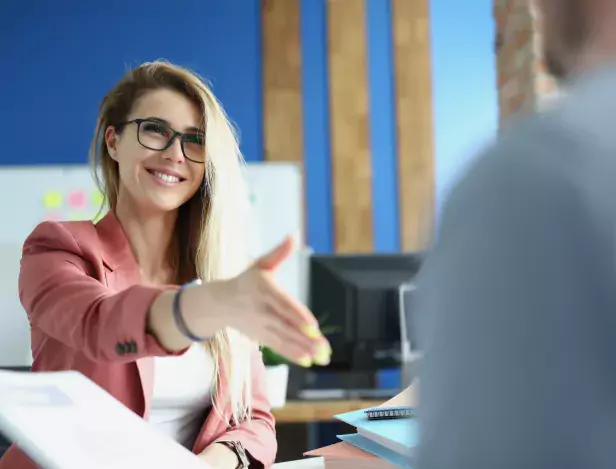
[260, 315, 340, 367]
[261, 346, 288, 366]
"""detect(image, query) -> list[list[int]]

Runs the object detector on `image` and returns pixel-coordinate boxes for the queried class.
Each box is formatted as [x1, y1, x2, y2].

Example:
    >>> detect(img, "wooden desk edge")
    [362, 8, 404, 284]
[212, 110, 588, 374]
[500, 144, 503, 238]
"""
[272, 400, 384, 423]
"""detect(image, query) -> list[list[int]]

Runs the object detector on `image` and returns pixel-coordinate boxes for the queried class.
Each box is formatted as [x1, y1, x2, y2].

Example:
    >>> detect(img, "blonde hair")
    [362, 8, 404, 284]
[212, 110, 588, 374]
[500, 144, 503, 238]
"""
[89, 60, 255, 425]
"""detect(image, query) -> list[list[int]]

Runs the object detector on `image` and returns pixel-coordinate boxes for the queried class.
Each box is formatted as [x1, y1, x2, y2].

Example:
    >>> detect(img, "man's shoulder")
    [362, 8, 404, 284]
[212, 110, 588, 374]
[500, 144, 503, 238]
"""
[469, 108, 613, 195]
[491, 66, 616, 184]
[440, 108, 616, 241]
[446, 117, 569, 204]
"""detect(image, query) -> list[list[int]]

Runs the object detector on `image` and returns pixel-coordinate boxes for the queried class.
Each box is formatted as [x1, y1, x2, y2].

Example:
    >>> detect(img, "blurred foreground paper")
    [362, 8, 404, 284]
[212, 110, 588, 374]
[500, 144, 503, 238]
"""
[379, 381, 419, 408]
[0, 370, 208, 469]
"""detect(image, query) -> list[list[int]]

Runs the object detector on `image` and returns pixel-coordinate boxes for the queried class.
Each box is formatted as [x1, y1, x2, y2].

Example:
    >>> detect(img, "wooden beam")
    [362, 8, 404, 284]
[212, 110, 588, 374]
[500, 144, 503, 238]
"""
[262, 0, 303, 163]
[327, 0, 373, 253]
[393, 0, 435, 251]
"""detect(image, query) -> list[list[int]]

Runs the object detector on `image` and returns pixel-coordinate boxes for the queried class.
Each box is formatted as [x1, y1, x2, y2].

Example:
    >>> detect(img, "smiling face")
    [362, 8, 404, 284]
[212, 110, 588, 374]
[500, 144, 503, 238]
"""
[104, 88, 206, 214]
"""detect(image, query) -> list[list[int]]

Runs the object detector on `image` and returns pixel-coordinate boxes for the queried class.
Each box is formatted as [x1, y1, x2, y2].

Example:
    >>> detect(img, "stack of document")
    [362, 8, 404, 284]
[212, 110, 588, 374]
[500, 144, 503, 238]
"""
[303, 394, 416, 469]
[0, 370, 208, 469]
[304, 441, 399, 469]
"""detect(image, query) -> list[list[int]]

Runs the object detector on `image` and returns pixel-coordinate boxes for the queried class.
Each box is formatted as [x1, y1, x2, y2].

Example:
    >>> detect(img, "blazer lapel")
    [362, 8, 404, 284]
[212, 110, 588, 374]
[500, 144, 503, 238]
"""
[94, 211, 155, 418]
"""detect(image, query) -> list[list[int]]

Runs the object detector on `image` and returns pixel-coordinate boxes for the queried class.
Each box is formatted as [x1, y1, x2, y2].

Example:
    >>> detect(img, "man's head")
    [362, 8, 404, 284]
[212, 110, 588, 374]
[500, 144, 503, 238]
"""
[540, 0, 616, 82]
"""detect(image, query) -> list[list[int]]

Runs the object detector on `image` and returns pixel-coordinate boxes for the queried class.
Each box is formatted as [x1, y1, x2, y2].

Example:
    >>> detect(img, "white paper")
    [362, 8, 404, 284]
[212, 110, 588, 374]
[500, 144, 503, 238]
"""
[0, 370, 208, 469]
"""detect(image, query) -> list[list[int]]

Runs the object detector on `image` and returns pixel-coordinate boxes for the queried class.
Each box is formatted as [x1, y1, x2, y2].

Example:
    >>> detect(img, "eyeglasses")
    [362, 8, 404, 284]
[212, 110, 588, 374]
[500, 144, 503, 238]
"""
[116, 118, 206, 163]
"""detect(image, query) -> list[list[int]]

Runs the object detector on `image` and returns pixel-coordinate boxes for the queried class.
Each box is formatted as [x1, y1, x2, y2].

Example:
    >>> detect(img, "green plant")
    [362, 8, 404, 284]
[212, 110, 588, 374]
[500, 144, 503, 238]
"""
[260, 314, 340, 367]
[260, 346, 288, 367]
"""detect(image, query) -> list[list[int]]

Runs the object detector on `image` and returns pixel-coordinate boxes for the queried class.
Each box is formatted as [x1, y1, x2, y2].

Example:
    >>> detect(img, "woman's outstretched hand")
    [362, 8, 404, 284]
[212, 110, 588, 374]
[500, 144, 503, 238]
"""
[200, 235, 330, 367]
[149, 236, 331, 367]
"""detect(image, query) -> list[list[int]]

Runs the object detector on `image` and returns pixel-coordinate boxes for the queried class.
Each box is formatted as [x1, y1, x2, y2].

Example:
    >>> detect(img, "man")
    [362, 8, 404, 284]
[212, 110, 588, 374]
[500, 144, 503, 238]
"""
[416, 1, 616, 468]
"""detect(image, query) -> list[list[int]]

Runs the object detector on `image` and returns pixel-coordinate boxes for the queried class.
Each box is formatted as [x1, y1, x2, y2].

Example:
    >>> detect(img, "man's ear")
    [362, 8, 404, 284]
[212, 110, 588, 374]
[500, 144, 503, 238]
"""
[104, 126, 119, 161]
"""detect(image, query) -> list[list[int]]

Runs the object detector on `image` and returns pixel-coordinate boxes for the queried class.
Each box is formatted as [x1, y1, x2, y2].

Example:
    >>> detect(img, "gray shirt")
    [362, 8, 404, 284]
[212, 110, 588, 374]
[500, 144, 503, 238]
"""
[415, 65, 616, 469]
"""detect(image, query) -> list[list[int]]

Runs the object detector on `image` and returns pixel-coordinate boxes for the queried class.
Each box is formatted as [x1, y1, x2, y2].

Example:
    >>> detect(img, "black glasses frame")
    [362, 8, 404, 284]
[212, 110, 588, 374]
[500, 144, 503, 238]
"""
[117, 118, 205, 164]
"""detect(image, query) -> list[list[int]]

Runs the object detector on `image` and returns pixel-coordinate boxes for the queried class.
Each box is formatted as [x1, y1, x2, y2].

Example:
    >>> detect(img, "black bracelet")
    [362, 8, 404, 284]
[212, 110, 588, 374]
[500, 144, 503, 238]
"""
[172, 279, 210, 342]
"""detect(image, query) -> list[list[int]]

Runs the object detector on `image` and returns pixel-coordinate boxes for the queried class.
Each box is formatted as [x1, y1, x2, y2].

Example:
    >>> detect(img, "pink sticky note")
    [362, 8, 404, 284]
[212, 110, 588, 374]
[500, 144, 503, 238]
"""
[68, 190, 86, 209]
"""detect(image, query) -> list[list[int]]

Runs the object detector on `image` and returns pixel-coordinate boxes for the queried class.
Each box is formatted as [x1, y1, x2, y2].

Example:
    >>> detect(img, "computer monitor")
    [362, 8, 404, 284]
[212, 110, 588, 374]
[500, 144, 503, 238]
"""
[308, 253, 424, 372]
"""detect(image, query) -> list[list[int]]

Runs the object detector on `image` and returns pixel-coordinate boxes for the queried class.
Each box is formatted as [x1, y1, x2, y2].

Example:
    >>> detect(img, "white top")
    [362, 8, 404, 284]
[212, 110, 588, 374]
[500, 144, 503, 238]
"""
[148, 344, 215, 450]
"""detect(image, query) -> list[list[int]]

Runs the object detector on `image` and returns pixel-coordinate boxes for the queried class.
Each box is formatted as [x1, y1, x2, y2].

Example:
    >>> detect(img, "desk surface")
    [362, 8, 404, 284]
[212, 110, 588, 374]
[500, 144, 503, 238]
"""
[272, 400, 383, 423]
[274, 457, 323, 469]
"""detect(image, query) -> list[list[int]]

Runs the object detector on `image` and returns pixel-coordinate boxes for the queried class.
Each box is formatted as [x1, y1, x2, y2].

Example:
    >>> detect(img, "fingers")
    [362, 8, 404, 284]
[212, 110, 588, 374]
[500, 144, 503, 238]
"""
[261, 294, 332, 367]
[254, 235, 297, 271]
[258, 314, 331, 367]
[258, 271, 317, 330]
[262, 324, 314, 366]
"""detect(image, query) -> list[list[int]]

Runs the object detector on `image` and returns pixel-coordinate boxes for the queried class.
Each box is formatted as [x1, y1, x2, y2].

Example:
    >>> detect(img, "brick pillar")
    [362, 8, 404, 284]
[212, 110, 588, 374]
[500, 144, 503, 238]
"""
[494, 0, 559, 125]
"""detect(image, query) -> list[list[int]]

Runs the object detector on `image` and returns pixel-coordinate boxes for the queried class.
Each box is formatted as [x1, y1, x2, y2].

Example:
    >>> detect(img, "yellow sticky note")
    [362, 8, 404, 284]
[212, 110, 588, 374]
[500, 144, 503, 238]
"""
[43, 191, 62, 209]
[91, 190, 105, 207]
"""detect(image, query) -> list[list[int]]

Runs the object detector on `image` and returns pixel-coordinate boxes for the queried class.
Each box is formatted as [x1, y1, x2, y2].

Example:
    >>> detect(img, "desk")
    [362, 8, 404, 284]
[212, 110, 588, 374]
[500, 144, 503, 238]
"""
[274, 457, 323, 469]
[272, 400, 382, 423]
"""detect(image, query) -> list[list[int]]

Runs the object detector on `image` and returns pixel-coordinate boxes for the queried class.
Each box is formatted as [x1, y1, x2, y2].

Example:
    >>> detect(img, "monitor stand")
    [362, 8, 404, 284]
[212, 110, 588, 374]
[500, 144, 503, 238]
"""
[288, 368, 400, 401]
[399, 282, 422, 387]
[296, 387, 398, 400]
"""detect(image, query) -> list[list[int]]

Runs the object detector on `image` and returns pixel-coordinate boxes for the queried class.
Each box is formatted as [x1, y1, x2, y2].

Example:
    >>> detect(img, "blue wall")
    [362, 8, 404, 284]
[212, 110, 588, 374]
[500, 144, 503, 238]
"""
[0, 0, 263, 164]
[1, 0, 498, 253]
[300, 0, 335, 255]
[365, 0, 399, 253]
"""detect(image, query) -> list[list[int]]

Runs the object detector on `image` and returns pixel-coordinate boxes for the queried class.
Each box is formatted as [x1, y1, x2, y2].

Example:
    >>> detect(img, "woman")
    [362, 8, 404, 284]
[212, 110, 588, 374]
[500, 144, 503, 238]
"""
[0, 61, 331, 469]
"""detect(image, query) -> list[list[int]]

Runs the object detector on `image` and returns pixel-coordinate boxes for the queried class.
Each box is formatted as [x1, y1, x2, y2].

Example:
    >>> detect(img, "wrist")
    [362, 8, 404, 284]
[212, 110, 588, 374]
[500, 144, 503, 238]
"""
[214, 441, 249, 469]
[147, 289, 192, 352]
[217, 442, 241, 467]
[179, 281, 225, 338]
[148, 281, 226, 352]
[200, 442, 242, 469]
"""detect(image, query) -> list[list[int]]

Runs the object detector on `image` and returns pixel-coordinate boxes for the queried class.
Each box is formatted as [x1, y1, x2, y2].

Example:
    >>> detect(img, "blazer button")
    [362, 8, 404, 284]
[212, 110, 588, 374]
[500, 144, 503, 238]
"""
[115, 342, 126, 356]
[128, 340, 138, 354]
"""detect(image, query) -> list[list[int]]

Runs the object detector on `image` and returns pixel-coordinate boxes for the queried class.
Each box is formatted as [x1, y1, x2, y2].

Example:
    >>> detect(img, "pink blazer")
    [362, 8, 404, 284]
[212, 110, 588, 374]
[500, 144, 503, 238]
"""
[0, 212, 277, 469]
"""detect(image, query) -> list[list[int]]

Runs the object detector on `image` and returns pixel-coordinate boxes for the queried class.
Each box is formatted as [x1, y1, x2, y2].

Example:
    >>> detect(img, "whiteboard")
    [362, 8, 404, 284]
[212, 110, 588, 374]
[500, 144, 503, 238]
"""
[0, 163, 305, 366]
